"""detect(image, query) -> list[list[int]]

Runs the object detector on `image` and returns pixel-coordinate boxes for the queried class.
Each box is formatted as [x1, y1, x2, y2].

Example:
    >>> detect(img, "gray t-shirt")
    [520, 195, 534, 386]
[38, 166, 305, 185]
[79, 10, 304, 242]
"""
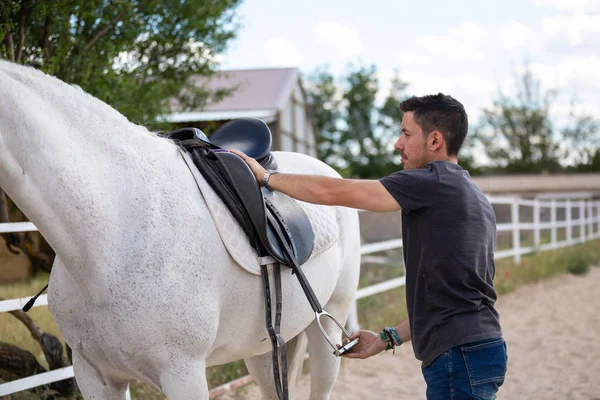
[379, 161, 502, 368]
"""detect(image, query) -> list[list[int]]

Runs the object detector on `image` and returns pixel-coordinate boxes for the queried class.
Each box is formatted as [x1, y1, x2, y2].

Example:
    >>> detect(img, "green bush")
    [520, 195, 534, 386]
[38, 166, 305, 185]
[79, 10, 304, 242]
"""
[567, 252, 591, 275]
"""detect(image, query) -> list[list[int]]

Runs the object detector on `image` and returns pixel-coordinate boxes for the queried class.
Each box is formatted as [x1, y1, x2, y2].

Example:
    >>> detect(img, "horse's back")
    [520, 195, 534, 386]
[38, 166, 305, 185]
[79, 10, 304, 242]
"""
[272, 151, 342, 178]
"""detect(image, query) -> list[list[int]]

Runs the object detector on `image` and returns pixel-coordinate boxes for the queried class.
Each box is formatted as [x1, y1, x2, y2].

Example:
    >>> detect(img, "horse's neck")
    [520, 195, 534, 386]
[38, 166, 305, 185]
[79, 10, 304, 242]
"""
[0, 62, 183, 264]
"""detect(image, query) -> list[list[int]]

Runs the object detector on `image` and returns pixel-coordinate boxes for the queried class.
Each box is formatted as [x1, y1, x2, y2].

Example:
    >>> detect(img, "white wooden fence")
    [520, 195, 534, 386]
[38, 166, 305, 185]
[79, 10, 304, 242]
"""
[1, 196, 599, 398]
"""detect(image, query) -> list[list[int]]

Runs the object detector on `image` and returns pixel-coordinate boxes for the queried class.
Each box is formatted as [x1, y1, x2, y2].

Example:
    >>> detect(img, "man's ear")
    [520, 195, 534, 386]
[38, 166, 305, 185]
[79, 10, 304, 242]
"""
[429, 131, 444, 151]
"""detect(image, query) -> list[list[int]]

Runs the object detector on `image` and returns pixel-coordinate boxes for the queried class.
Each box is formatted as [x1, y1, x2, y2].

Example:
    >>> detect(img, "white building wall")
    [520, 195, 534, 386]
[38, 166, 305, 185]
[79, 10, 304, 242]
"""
[277, 81, 318, 157]
[279, 95, 294, 152]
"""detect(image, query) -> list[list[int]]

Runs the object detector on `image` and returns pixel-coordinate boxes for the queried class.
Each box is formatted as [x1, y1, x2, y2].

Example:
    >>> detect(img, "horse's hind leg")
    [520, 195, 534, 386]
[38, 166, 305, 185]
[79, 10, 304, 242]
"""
[159, 359, 209, 400]
[72, 351, 128, 400]
[244, 332, 308, 400]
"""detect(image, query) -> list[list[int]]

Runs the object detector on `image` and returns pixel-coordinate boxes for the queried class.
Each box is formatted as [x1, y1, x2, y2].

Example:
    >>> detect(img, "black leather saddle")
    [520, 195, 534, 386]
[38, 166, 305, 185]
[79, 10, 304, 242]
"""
[165, 117, 314, 267]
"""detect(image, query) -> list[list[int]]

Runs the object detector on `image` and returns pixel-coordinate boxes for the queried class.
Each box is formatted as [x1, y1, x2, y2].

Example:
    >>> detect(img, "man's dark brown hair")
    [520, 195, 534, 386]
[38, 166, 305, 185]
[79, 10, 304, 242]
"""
[400, 93, 468, 156]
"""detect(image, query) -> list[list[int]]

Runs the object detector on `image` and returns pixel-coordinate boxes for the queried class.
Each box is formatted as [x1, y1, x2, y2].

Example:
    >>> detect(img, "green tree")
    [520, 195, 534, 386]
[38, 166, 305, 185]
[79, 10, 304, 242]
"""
[305, 66, 343, 169]
[306, 65, 407, 178]
[566, 149, 600, 172]
[474, 69, 562, 174]
[561, 111, 600, 172]
[0, 0, 240, 126]
[474, 67, 600, 174]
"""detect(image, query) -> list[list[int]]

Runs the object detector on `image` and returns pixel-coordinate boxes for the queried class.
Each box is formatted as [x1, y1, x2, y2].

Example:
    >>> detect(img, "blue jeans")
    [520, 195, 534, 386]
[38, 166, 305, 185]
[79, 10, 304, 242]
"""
[422, 338, 507, 400]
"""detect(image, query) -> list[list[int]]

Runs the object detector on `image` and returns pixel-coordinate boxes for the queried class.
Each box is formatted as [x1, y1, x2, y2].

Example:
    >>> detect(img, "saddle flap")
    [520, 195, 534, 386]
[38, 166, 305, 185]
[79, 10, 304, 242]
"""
[213, 152, 313, 265]
[263, 190, 314, 265]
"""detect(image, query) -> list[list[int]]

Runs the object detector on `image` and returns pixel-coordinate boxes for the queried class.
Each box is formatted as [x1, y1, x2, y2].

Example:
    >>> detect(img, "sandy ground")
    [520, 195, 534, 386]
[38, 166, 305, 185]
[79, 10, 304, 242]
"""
[220, 266, 600, 400]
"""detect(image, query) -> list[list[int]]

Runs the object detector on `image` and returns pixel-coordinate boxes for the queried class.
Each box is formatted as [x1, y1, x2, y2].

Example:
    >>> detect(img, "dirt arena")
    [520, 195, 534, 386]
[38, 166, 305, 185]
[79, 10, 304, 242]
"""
[221, 266, 600, 399]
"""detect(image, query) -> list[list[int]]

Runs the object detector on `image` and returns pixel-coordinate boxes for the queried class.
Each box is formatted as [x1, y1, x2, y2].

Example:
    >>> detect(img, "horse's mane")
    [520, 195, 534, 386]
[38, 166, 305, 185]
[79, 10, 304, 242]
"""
[0, 59, 158, 137]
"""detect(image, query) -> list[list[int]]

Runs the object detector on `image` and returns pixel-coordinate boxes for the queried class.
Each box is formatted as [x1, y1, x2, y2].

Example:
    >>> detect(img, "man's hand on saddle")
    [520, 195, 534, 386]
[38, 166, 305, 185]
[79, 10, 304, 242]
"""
[230, 149, 266, 185]
[337, 330, 387, 359]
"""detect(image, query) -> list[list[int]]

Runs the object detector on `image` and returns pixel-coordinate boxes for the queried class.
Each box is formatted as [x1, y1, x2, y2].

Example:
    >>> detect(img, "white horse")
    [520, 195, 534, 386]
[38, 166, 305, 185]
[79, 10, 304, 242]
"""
[0, 60, 361, 399]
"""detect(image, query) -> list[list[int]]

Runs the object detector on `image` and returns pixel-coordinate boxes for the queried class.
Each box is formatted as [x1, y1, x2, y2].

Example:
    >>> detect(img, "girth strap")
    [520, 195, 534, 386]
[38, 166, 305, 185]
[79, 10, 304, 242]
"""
[261, 262, 288, 400]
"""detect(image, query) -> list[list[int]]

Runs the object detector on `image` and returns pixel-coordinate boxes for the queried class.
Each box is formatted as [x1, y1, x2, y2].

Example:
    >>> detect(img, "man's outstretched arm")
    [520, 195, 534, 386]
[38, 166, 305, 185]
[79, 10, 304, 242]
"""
[230, 150, 400, 212]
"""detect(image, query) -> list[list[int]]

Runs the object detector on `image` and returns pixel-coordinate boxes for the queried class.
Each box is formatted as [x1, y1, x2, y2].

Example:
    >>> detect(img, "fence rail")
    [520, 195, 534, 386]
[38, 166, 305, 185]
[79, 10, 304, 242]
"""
[1, 196, 599, 397]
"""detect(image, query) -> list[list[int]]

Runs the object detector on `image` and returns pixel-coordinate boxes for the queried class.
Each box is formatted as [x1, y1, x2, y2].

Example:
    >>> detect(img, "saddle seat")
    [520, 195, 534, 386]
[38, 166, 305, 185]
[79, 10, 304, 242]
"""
[168, 117, 277, 170]
[166, 118, 312, 267]
[210, 118, 277, 171]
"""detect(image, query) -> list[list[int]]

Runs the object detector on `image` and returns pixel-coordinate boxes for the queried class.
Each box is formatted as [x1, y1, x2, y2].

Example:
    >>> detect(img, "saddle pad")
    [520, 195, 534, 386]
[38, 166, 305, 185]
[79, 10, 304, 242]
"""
[179, 150, 339, 275]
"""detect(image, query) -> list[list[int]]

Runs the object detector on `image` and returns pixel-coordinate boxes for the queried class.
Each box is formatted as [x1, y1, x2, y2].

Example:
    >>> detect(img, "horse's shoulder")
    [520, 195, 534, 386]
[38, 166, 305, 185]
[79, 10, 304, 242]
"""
[272, 151, 341, 178]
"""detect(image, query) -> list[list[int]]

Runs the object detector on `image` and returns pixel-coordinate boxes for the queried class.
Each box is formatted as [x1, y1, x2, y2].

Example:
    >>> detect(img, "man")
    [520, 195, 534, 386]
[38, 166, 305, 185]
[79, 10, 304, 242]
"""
[231, 93, 507, 399]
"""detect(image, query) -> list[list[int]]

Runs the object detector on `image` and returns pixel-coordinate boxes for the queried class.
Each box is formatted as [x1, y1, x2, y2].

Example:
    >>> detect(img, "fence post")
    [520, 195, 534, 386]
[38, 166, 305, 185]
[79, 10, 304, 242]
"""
[511, 199, 520, 264]
[566, 199, 572, 244]
[579, 199, 586, 243]
[587, 200, 593, 241]
[533, 199, 540, 249]
[597, 203, 600, 238]
[551, 199, 557, 248]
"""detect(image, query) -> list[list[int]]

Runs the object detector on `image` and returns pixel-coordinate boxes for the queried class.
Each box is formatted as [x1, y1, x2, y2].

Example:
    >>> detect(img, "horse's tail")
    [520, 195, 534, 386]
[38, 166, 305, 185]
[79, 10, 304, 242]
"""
[286, 331, 308, 396]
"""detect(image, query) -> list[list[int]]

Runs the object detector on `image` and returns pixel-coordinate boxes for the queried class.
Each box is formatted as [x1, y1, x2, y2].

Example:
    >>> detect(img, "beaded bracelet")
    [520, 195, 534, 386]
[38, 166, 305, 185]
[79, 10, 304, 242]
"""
[380, 327, 402, 355]
[379, 330, 395, 353]
[385, 326, 402, 347]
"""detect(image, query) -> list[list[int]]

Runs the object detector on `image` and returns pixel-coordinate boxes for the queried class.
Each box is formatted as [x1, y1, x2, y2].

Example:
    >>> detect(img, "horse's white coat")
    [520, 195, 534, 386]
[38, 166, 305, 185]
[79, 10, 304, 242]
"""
[0, 60, 361, 399]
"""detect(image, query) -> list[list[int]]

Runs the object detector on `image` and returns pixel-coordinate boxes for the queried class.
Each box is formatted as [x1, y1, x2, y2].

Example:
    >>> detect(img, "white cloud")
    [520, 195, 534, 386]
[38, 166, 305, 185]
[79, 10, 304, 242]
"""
[313, 20, 364, 59]
[552, 101, 600, 120]
[532, 0, 600, 12]
[390, 21, 493, 117]
[414, 35, 484, 61]
[261, 38, 306, 67]
[397, 50, 432, 67]
[402, 71, 497, 97]
[525, 56, 600, 89]
[541, 15, 600, 47]
[517, 62, 560, 90]
[402, 21, 488, 63]
[401, 70, 498, 118]
[496, 22, 543, 51]
[448, 21, 489, 46]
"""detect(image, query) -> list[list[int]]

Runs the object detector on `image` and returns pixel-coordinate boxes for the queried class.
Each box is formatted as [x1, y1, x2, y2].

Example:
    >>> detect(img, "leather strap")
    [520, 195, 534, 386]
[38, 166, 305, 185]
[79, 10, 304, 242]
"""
[261, 262, 288, 400]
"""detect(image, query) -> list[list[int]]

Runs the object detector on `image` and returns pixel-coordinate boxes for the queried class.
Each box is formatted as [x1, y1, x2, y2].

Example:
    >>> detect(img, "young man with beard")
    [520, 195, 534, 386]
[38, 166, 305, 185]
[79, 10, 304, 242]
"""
[232, 93, 507, 399]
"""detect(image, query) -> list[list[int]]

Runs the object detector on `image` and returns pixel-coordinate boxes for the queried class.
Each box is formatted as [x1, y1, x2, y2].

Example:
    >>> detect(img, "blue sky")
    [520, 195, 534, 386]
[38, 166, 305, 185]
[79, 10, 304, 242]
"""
[220, 0, 600, 125]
